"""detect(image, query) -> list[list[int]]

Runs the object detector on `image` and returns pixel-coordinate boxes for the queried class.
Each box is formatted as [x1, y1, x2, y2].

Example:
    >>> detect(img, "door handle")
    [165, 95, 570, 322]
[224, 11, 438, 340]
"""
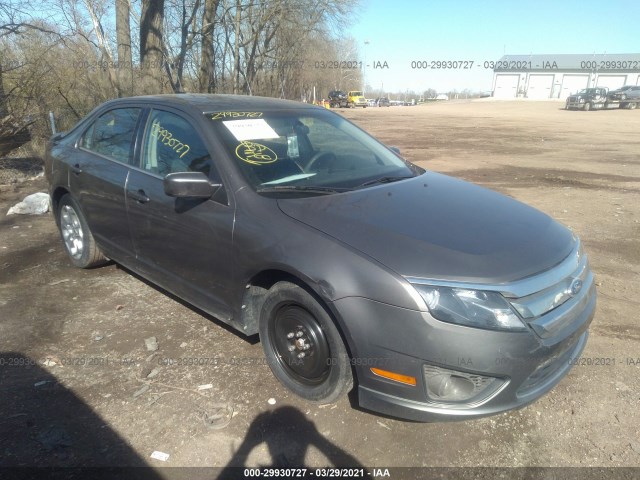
[128, 189, 150, 204]
[70, 163, 82, 175]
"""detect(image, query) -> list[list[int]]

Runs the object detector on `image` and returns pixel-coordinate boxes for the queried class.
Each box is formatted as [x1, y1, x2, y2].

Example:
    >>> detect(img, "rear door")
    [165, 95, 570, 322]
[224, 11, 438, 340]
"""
[126, 107, 235, 320]
[69, 107, 142, 262]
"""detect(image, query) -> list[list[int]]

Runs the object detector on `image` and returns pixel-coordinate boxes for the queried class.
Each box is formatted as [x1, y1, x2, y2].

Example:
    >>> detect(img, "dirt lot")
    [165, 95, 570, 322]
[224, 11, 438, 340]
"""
[1, 100, 639, 472]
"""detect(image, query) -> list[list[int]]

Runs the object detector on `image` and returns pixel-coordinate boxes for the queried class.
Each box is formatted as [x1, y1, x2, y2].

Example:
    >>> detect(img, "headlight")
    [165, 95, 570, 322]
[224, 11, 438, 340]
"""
[414, 285, 527, 332]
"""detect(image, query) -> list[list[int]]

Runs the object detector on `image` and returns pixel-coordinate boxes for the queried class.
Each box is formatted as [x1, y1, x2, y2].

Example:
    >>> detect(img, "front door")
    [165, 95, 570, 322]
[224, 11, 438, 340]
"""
[125, 108, 234, 320]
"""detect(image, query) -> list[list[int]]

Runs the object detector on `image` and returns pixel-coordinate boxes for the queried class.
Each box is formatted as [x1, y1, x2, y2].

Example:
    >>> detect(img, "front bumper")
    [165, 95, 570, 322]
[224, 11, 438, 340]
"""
[357, 330, 588, 422]
[566, 99, 586, 108]
[332, 273, 596, 422]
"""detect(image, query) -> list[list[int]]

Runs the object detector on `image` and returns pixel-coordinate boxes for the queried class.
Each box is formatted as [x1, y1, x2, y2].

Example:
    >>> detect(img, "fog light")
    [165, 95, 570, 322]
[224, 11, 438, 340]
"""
[426, 374, 475, 399]
[423, 365, 502, 403]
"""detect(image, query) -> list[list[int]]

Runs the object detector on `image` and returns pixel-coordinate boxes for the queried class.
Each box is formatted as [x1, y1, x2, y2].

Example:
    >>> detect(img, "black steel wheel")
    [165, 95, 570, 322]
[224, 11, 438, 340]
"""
[259, 282, 353, 403]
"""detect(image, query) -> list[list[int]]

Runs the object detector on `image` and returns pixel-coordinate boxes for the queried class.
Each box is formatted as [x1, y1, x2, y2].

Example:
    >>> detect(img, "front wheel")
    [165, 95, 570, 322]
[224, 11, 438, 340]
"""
[583, 102, 591, 111]
[57, 194, 107, 268]
[259, 282, 353, 404]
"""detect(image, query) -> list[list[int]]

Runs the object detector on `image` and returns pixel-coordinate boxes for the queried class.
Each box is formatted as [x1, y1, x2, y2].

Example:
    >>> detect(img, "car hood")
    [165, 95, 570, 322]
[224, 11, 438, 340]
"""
[277, 172, 575, 283]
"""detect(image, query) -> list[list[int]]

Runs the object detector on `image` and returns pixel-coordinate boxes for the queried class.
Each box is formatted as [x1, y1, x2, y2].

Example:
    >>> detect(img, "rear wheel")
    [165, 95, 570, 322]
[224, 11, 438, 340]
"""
[57, 194, 107, 268]
[259, 282, 352, 403]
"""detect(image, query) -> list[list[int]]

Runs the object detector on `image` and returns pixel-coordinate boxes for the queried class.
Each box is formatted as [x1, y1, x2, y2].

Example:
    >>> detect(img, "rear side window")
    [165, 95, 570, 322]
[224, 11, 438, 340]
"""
[81, 108, 140, 164]
[141, 110, 213, 178]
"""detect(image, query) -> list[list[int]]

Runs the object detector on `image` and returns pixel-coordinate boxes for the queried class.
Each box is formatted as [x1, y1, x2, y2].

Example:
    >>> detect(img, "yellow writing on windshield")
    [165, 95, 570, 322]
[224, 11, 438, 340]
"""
[211, 111, 263, 121]
[235, 141, 277, 165]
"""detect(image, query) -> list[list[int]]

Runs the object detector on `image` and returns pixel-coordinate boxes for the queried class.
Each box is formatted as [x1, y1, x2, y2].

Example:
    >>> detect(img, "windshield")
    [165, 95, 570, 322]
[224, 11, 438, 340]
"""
[207, 110, 421, 193]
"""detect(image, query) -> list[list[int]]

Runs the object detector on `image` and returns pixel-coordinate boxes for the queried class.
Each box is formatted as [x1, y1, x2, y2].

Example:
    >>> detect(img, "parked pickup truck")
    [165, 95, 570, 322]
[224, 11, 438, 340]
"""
[565, 88, 609, 111]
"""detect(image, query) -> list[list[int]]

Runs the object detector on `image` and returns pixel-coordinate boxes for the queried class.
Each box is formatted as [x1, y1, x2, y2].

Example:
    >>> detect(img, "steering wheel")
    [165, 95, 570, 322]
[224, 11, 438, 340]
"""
[305, 151, 337, 172]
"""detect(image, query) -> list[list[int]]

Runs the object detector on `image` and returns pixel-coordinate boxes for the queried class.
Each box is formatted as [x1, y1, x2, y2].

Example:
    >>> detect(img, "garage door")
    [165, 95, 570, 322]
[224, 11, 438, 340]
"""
[527, 74, 554, 99]
[596, 75, 626, 90]
[494, 74, 519, 98]
[560, 75, 589, 99]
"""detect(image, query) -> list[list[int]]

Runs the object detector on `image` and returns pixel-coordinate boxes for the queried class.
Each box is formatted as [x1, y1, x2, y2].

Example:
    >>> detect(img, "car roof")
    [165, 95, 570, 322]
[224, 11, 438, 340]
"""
[99, 93, 320, 115]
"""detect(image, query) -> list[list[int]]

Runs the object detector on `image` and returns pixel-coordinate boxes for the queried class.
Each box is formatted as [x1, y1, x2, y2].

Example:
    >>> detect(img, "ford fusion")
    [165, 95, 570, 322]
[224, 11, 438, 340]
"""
[45, 94, 596, 421]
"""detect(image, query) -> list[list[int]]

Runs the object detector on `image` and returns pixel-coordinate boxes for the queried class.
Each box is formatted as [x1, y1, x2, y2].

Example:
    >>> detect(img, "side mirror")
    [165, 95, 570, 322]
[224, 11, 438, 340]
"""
[50, 132, 66, 143]
[163, 172, 221, 198]
[388, 146, 401, 155]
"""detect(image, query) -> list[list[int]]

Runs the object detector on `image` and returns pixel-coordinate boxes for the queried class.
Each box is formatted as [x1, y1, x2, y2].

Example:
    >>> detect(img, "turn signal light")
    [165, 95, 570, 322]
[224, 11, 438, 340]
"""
[371, 367, 417, 386]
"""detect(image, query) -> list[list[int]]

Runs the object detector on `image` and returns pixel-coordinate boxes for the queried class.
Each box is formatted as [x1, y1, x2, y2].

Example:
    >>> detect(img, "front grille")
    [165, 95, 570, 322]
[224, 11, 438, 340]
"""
[508, 254, 594, 338]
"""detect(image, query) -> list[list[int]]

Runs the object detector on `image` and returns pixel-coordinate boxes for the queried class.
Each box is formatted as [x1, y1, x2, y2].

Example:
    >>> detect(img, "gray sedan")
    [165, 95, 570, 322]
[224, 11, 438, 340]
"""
[45, 94, 596, 421]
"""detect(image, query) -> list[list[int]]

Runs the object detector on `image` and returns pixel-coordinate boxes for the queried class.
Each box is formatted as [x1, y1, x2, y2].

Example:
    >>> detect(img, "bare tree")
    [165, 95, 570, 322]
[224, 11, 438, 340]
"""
[116, 0, 133, 96]
[82, 0, 119, 95]
[140, 0, 165, 94]
[0, 55, 7, 117]
[199, 0, 218, 92]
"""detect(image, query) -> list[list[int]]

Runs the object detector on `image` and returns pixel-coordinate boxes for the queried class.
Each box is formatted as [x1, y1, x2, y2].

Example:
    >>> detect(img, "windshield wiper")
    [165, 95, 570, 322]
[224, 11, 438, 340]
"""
[356, 175, 414, 188]
[256, 185, 349, 195]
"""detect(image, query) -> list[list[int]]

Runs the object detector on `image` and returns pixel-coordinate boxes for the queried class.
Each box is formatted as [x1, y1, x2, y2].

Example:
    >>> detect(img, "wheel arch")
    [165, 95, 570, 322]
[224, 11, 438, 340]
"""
[51, 187, 71, 225]
[239, 268, 357, 360]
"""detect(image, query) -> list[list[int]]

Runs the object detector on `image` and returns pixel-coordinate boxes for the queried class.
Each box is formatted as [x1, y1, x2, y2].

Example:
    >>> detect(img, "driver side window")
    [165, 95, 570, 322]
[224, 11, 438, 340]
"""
[142, 110, 212, 177]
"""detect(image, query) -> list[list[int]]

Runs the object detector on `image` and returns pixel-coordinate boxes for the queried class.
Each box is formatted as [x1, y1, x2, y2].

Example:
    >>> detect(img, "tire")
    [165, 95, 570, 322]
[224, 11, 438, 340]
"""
[628, 102, 637, 110]
[57, 194, 107, 268]
[583, 102, 591, 111]
[259, 281, 353, 404]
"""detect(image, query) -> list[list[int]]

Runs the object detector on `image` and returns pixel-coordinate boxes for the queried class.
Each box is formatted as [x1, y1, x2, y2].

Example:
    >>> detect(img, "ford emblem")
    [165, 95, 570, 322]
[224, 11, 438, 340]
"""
[570, 279, 583, 296]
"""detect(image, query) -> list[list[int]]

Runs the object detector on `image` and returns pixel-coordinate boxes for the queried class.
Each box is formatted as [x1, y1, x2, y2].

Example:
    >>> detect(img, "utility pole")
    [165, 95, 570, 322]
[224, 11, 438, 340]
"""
[363, 40, 370, 93]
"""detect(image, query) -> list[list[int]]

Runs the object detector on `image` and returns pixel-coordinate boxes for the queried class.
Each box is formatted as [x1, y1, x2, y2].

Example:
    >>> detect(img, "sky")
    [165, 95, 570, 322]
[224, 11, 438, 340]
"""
[347, 0, 640, 94]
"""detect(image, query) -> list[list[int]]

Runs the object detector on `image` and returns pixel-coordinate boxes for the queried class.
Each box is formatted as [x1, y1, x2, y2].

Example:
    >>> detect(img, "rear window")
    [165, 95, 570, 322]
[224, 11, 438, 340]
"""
[81, 108, 141, 164]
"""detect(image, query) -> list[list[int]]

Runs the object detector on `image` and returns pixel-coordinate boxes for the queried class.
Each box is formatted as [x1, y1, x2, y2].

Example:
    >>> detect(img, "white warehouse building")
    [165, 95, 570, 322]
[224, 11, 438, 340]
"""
[492, 54, 640, 99]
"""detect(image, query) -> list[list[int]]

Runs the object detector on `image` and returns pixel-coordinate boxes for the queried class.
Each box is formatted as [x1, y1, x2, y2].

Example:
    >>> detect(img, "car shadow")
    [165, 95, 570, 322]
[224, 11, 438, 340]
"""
[218, 406, 368, 479]
[0, 352, 164, 475]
